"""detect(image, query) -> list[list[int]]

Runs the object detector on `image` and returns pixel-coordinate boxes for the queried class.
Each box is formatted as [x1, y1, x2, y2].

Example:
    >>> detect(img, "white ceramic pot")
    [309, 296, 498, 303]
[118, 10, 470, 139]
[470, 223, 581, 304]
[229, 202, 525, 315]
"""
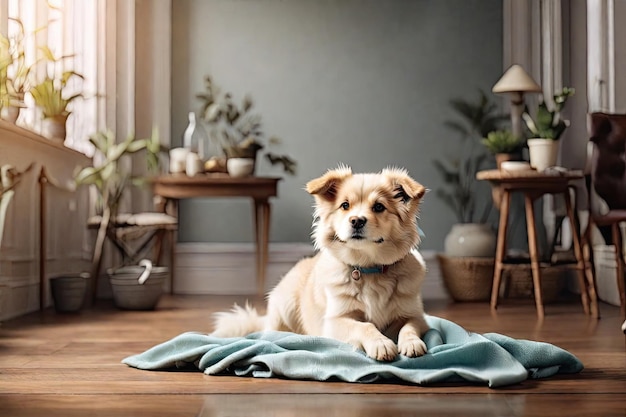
[169, 147, 191, 173]
[227, 157, 255, 178]
[444, 223, 496, 257]
[527, 138, 559, 172]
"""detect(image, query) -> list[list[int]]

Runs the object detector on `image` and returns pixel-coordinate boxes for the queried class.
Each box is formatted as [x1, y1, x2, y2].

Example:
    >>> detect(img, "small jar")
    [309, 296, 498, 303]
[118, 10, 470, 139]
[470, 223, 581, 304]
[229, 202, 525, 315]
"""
[185, 152, 203, 177]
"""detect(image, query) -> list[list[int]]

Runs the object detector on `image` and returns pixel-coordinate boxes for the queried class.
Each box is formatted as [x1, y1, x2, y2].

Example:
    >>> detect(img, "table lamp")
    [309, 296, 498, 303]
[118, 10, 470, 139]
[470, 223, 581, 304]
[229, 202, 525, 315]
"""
[492, 64, 542, 139]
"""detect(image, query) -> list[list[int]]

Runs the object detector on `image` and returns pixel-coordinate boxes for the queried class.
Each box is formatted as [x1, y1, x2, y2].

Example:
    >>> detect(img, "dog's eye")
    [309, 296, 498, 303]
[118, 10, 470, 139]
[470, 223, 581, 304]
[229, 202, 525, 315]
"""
[340, 202, 350, 210]
[372, 202, 386, 213]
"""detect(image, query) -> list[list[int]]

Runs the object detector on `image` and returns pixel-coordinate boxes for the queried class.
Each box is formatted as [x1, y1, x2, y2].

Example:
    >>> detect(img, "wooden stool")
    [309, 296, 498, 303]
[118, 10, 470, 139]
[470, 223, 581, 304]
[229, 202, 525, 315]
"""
[88, 212, 177, 299]
[477, 169, 599, 318]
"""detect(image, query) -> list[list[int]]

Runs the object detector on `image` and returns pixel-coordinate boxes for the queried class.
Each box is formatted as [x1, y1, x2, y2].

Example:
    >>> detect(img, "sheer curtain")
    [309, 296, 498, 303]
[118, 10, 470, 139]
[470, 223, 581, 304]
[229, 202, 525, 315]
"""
[1, 0, 171, 166]
[1, 0, 102, 155]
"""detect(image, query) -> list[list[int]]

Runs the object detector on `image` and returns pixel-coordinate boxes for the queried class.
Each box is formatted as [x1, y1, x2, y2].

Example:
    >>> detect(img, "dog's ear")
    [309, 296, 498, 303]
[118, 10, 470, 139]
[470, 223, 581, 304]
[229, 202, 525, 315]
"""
[306, 165, 352, 202]
[382, 167, 426, 203]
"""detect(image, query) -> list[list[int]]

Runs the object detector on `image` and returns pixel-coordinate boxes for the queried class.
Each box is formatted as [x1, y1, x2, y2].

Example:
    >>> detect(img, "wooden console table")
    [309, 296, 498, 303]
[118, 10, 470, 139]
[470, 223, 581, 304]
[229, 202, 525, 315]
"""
[152, 174, 281, 295]
[476, 169, 598, 318]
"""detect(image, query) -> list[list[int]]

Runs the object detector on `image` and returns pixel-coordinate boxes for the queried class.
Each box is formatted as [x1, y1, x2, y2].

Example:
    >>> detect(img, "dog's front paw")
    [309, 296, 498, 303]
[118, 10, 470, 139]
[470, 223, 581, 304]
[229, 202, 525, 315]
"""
[398, 335, 427, 357]
[363, 336, 398, 361]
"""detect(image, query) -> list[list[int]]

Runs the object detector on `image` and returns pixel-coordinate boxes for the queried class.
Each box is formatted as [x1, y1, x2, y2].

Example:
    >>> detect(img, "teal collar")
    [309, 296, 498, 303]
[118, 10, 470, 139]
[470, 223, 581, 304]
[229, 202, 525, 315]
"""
[350, 264, 390, 280]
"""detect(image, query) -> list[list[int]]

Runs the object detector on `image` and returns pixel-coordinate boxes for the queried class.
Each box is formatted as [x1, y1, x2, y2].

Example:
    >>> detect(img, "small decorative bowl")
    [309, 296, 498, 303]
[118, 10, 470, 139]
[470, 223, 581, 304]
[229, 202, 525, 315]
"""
[227, 158, 255, 178]
[501, 161, 532, 172]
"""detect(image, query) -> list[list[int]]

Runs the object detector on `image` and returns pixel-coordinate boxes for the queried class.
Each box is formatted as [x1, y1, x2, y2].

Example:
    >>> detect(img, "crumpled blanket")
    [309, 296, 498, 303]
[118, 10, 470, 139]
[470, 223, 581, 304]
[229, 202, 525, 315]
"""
[122, 315, 582, 388]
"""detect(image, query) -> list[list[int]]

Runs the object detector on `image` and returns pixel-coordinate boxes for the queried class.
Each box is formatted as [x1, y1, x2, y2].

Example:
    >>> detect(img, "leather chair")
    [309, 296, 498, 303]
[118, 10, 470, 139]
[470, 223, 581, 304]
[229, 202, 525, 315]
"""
[585, 112, 626, 320]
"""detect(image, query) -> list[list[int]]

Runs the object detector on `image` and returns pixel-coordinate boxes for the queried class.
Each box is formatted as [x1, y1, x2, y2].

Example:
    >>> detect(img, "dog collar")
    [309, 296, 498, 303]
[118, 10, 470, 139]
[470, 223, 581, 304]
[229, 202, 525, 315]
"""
[350, 265, 389, 280]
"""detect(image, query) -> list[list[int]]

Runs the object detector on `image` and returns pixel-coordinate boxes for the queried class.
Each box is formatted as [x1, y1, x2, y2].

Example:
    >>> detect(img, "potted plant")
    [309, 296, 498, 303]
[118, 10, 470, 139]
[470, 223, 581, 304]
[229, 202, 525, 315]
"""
[434, 90, 508, 301]
[74, 129, 163, 302]
[0, 19, 34, 122]
[196, 75, 296, 176]
[481, 129, 524, 169]
[434, 90, 508, 240]
[522, 87, 575, 171]
[29, 46, 84, 142]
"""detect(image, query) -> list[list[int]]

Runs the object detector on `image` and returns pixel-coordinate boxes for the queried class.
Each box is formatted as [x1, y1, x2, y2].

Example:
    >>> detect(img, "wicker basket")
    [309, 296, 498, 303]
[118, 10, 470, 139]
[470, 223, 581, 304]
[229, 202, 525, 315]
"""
[504, 265, 566, 303]
[437, 254, 494, 302]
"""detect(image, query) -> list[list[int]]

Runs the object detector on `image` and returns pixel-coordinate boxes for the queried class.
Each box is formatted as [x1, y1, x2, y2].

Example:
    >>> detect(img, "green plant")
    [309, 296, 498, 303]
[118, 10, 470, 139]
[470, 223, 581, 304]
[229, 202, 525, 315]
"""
[1, 18, 43, 110]
[75, 129, 162, 216]
[481, 130, 523, 154]
[0, 32, 14, 109]
[433, 90, 509, 224]
[74, 129, 163, 289]
[29, 46, 83, 119]
[0, 22, 23, 109]
[196, 75, 296, 175]
[522, 87, 575, 140]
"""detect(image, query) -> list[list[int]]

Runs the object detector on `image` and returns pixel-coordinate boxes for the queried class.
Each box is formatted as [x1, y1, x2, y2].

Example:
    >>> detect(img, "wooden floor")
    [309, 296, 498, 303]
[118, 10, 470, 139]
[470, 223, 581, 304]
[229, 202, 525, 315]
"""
[0, 293, 625, 416]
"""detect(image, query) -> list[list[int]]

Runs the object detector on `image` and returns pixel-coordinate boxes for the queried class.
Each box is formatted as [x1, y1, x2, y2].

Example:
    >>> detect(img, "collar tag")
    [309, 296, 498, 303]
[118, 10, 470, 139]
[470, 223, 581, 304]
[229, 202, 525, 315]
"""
[351, 268, 361, 280]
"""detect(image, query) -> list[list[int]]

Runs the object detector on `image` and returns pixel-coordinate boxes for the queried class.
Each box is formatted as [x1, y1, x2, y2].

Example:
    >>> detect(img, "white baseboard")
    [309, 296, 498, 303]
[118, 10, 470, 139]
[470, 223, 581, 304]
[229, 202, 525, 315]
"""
[174, 243, 449, 300]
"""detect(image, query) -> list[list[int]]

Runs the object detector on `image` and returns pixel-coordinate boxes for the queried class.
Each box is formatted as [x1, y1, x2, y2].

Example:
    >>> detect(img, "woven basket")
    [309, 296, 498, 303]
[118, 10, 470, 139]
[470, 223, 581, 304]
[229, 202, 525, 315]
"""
[437, 254, 494, 302]
[504, 265, 566, 303]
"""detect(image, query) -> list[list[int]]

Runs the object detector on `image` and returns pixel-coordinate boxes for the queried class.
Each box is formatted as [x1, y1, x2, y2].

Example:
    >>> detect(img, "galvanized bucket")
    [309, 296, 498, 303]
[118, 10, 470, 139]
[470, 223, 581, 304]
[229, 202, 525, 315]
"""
[108, 260, 168, 310]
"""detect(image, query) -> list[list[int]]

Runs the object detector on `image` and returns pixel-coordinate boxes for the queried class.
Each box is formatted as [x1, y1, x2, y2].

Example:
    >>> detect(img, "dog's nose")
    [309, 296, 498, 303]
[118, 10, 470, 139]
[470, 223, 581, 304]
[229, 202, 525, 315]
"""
[350, 216, 367, 229]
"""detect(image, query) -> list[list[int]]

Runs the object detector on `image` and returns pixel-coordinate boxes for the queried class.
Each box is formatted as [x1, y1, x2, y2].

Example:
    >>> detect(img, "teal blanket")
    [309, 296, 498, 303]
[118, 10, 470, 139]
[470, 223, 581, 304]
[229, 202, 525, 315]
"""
[122, 315, 582, 388]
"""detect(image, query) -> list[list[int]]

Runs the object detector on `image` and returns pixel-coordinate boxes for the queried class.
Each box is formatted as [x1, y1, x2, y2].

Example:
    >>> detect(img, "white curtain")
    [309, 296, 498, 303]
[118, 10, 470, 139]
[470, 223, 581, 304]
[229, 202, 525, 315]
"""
[1, 0, 172, 165]
[1, 0, 172, 212]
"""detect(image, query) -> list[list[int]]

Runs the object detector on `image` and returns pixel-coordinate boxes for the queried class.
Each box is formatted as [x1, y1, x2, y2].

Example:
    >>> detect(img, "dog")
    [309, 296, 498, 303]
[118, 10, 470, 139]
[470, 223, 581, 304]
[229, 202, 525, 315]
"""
[212, 166, 429, 361]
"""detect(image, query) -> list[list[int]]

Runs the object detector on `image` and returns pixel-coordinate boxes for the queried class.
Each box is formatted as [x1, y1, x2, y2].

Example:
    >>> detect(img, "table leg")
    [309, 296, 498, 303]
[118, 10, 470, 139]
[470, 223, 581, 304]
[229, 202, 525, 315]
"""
[563, 191, 593, 316]
[582, 223, 601, 319]
[491, 189, 511, 311]
[524, 194, 544, 318]
[164, 199, 178, 295]
[612, 223, 626, 317]
[253, 198, 271, 296]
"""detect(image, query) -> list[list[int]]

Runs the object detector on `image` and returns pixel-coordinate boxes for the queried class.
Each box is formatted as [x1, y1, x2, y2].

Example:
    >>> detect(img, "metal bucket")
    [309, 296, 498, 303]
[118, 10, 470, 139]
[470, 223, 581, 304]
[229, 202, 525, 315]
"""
[108, 260, 168, 310]
[50, 273, 90, 313]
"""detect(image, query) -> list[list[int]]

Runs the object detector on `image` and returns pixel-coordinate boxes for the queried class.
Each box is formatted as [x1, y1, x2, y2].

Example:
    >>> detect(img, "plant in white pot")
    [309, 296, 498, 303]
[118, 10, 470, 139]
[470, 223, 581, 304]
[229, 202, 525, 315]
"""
[196, 75, 296, 176]
[434, 90, 509, 258]
[522, 87, 575, 171]
[29, 46, 84, 142]
[435, 91, 509, 302]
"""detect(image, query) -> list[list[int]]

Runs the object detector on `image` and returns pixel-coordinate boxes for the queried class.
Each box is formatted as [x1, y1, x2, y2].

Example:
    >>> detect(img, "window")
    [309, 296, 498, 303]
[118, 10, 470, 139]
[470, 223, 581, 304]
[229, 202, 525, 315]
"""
[1, 0, 101, 155]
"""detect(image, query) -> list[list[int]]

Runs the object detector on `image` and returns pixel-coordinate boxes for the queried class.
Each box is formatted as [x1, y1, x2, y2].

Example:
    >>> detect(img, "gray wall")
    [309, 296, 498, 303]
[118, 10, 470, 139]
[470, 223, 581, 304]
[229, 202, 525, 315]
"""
[171, 0, 502, 251]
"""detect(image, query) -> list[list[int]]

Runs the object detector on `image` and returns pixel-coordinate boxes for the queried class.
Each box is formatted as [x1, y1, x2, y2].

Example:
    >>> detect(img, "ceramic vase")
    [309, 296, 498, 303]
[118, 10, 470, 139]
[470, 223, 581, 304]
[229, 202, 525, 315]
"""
[444, 223, 496, 257]
[527, 138, 559, 171]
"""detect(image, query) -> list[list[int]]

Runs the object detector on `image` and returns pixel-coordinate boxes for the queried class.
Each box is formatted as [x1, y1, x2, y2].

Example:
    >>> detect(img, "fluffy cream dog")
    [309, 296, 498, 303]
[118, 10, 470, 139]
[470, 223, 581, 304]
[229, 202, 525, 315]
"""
[212, 166, 429, 361]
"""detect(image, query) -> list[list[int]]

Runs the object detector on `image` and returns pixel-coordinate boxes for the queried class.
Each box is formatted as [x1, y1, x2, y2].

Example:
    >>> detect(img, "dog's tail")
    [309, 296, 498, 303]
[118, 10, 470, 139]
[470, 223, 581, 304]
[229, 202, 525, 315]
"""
[210, 302, 266, 337]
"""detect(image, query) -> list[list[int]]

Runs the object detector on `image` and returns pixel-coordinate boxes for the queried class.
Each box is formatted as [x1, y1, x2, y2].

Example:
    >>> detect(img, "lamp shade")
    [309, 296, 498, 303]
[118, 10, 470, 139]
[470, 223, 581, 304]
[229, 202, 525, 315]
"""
[492, 64, 542, 94]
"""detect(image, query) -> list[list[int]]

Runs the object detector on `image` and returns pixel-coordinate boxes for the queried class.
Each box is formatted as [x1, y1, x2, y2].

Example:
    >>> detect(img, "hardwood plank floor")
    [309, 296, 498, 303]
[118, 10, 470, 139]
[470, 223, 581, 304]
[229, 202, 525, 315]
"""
[0, 294, 624, 416]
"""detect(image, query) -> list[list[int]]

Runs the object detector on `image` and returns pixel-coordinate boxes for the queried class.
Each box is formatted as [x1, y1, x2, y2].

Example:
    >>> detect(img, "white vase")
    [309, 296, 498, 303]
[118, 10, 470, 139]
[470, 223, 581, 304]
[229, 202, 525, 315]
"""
[444, 223, 496, 257]
[527, 138, 559, 172]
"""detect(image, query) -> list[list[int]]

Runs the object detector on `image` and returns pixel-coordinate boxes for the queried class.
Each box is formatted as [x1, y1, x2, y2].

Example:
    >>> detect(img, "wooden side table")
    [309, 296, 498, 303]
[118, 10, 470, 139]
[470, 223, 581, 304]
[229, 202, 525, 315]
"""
[476, 169, 599, 318]
[152, 174, 281, 296]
